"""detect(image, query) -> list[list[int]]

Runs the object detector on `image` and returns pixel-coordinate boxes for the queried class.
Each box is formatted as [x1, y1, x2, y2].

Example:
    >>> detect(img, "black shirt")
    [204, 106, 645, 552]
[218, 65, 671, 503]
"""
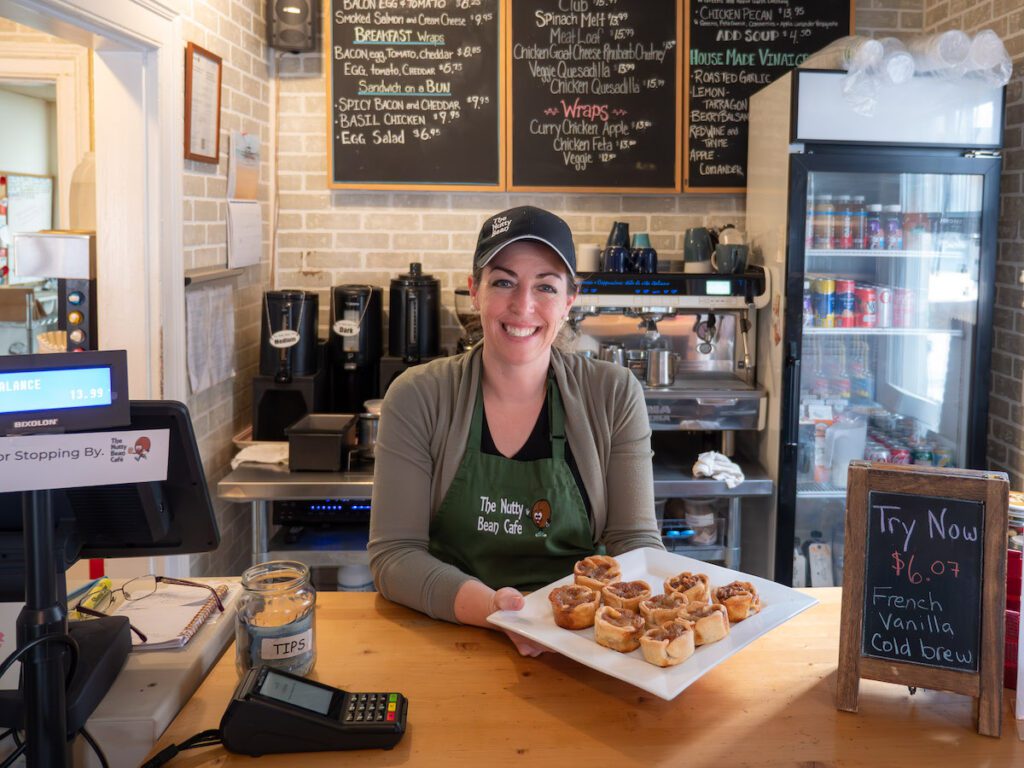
[479, 390, 593, 515]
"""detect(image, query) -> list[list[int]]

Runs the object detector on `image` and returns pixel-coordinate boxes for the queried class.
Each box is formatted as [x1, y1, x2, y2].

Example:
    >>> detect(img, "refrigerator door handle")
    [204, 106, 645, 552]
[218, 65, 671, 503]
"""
[784, 341, 800, 448]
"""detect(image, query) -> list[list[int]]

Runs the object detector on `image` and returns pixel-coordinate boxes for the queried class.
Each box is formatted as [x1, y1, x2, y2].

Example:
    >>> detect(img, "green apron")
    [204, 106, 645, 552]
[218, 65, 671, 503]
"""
[428, 377, 598, 590]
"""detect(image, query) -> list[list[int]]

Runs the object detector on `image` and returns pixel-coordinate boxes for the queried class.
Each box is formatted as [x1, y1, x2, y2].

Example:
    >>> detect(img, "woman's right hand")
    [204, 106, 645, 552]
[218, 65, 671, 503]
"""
[454, 581, 550, 657]
[490, 587, 550, 657]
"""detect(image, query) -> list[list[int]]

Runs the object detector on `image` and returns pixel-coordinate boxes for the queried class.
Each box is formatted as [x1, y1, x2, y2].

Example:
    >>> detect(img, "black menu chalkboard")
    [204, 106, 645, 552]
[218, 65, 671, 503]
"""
[509, 0, 681, 192]
[326, 0, 501, 189]
[860, 490, 984, 673]
[684, 0, 851, 191]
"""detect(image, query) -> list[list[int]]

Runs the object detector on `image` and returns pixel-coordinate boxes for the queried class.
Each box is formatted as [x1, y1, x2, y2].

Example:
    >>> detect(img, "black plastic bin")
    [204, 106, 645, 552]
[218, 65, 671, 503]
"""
[285, 413, 357, 471]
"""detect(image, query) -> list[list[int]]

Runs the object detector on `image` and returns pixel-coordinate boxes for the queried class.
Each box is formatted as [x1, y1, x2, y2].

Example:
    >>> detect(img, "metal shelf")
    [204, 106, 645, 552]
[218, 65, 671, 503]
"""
[806, 248, 960, 259]
[797, 481, 848, 499]
[803, 326, 963, 337]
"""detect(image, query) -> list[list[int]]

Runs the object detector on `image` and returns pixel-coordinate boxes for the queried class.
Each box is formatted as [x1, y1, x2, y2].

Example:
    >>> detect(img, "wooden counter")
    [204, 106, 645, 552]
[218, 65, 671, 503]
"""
[150, 588, 1022, 766]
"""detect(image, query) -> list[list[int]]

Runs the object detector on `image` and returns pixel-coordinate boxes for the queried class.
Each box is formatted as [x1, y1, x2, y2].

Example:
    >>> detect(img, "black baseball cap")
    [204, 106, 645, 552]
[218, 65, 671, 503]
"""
[473, 206, 576, 274]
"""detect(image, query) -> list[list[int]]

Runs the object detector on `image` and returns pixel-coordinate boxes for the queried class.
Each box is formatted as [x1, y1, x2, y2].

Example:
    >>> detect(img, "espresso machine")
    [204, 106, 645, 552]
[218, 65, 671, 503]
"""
[570, 268, 772, 454]
[379, 262, 444, 394]
[328, 284, 382, 413]
[252, 290, 327, 440]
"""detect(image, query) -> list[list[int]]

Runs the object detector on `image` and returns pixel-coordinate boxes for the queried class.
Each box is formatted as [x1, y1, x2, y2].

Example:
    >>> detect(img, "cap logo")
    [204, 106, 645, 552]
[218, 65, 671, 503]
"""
[490, 215, 511, 238]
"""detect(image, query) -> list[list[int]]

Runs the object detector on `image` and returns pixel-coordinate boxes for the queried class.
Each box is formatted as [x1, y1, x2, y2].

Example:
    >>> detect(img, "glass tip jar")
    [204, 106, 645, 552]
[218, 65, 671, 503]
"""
[236, 560, 317, 677]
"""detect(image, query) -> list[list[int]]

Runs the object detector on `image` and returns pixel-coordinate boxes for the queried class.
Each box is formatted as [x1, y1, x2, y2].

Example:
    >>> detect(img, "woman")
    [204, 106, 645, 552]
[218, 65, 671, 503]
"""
[369, 206, 663, 655]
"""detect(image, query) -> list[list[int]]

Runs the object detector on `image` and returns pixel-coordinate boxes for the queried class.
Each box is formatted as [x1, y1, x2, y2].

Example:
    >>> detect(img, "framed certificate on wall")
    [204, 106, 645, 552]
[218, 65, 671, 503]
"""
[184, 42, 222, 164]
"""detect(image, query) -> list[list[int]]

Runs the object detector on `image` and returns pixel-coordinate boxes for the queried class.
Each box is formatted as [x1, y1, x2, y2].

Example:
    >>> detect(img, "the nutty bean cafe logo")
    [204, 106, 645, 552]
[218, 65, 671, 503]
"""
[477, 495, 554, 538]
[109, 434, 152, 463]
[490, 215, 511, 238]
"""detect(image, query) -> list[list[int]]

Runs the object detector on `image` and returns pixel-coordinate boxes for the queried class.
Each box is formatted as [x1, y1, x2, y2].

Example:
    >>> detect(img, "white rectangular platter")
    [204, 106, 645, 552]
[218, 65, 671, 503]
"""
[488, 547, 818, 700]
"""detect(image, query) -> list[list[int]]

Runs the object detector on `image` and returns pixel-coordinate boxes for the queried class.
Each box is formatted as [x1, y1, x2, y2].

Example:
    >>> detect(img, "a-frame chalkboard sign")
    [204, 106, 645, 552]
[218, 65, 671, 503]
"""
[836, 461, 1008, 736]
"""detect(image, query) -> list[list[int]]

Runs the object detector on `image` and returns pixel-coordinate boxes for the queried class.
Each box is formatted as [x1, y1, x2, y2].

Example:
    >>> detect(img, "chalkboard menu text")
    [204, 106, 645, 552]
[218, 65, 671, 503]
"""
[509, 0, 681, 192]
[684, 0, 851, 191]
[327, 0, 502, 189]
[861, 490, 983, 672]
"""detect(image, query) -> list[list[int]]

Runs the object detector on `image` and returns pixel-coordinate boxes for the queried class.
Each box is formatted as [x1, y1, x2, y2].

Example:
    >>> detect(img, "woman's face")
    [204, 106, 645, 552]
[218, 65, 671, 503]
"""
[470, 241, 576, 370]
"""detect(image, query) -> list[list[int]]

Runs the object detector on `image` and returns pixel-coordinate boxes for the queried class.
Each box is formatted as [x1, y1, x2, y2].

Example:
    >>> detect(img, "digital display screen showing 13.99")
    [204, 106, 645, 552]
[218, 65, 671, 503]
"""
[0, 367, 113, 414]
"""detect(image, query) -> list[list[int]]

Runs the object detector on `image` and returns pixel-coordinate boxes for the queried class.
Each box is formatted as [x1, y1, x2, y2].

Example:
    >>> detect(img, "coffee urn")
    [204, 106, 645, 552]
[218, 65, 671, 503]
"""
[388, 262, 440, 362]
[252, 290, 327, 440]
[328, 284, 382, 413]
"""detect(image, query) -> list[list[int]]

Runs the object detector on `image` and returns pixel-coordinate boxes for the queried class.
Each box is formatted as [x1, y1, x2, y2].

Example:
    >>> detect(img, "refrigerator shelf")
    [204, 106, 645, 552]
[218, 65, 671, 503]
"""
[802, 326, 964, 338]
[806, 249, 955, 259]
[796, 482, 847, 499]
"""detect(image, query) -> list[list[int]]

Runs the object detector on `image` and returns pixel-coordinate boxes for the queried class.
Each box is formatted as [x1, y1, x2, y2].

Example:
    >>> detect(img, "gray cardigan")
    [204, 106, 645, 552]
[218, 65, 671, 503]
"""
[368, 346, 663, 622]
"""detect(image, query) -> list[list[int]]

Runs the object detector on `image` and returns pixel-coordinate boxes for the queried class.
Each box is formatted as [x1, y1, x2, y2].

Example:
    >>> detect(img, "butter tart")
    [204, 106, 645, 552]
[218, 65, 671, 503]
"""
[548, 584, 601, 630]
[601, 580, 652, 612]
[679, 602, 730, 645]
[573, 555, 621, 591]
[639, 619, 696, 668]
[638, 592, 689, 629]
[713, 580, 761, 622]
[593, 606, 645, 653]
[663, 571, 710, 604]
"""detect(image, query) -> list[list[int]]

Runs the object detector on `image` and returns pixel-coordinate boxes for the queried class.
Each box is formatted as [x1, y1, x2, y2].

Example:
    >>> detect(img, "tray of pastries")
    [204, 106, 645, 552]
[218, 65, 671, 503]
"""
[488, 547, 817, 700]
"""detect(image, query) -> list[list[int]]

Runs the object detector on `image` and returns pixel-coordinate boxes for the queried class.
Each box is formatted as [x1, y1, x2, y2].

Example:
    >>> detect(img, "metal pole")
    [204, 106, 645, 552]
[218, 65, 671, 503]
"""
[18, 490, 70, 768]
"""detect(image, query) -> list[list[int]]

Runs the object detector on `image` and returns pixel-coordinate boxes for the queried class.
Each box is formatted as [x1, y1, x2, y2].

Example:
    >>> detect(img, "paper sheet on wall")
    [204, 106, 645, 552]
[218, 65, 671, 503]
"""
[228, 131, 260, 201]
[227, 200, 261, 268]
[186, 283, 235, 393]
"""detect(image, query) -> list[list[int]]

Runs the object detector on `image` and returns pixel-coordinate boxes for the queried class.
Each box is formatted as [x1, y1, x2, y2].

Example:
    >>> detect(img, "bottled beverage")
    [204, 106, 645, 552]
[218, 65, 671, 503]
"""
[813, 278, 836, 328]
[866, 204, 885, 249]
[813, 195, 835, 250]
[835, 278, 857, 327]
[836, 195, 853, 249]
[883, 204, 904, 250]
[813, 424, 830, 482]
[851, 195, 866, 249]
[803, 278, 814, 327]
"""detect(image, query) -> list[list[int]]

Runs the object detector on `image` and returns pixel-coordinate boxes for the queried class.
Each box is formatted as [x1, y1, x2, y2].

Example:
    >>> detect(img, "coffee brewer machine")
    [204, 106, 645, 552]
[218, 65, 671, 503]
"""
[252, 290, 327, 440]
[380, 262, 443, 394]
[570, 268, 772, 454]
[327, 284, 382, 413]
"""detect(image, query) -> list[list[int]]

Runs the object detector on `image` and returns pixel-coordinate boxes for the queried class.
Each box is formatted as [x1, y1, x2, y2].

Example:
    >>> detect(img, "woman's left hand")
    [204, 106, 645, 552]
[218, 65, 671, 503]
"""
[490, 587, 550, 657]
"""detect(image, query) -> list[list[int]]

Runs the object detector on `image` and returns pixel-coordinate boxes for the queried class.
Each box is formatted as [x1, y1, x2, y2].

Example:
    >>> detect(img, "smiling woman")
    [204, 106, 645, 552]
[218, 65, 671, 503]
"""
[369, 206, 663, 656]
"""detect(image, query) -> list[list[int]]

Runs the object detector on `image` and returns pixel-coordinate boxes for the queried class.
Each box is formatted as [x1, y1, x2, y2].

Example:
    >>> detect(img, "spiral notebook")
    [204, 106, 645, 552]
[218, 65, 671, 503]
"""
[113, 582, 237, 650]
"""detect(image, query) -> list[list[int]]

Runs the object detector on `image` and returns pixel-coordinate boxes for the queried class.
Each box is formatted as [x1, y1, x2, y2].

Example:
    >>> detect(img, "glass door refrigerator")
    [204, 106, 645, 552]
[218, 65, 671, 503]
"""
[745, 69, 1005, 586]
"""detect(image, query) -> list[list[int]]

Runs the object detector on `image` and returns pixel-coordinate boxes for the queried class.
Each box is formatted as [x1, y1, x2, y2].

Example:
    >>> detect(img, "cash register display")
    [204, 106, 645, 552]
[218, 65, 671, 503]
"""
[258, 669, 334, 715]
[0, 366, 112, 413]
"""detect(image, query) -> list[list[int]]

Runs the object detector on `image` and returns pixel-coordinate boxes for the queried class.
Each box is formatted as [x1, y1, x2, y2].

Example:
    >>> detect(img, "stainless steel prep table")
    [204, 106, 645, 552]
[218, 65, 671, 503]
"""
[218, 457, 773, 569]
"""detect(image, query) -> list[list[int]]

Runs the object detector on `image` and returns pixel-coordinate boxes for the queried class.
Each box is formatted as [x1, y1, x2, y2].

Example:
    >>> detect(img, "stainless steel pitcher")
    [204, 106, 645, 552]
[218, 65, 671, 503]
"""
[646, 349, 678, 387]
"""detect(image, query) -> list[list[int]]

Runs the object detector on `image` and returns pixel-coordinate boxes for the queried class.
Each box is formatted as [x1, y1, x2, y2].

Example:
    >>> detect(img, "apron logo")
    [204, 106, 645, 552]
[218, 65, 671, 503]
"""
[530, 499, 552, 538]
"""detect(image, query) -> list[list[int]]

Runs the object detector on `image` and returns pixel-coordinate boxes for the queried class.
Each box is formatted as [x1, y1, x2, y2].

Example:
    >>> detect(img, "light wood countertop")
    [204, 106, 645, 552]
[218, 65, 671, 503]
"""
[149, 587, 1022, 766]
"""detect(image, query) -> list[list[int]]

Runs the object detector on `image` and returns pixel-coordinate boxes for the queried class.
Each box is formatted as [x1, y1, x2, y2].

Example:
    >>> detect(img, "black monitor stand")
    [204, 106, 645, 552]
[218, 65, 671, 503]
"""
[1, 490, 131, 766]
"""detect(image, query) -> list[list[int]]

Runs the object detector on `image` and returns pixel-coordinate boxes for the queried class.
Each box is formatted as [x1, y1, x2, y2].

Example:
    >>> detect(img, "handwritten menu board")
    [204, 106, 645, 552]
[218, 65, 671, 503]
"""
[861, 491, 983, 673]
[509, 0, 681, 192]
[326, 0, 502, 189]
[684, 0, 850, 192]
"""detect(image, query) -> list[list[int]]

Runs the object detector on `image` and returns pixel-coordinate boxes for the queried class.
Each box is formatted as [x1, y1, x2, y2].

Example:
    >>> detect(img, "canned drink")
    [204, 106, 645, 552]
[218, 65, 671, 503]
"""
[889, 445, 912, 465]
[813, 278, 835, 328]
[835, 278, 857, 327]
[932, 446, 954, 467]
[855, 284, 877, 328]
[867, 444, 892, 463]
[875, 285, 893, 328]
[912, 446, 934, 465]
[894, 287, 915, 328]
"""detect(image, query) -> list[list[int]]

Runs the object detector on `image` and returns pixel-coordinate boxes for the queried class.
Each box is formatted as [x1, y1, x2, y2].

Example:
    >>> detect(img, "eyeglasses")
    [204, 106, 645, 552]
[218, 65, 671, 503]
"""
[73, 575, 225, 644]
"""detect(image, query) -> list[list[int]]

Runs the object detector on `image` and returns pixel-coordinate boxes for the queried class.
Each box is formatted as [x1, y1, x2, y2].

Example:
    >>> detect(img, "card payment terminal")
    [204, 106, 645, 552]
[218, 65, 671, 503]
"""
[220, 666, 408, 756]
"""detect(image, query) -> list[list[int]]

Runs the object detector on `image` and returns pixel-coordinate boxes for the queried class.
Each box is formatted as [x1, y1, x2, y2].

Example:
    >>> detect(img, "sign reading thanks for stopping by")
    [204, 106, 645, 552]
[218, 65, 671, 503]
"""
[0, 430, 169, 493]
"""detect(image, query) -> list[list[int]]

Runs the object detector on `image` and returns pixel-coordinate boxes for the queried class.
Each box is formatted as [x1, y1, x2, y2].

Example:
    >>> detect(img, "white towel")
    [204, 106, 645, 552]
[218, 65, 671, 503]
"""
[231, 443, 289, 470]
[692, 451, 745, 489]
